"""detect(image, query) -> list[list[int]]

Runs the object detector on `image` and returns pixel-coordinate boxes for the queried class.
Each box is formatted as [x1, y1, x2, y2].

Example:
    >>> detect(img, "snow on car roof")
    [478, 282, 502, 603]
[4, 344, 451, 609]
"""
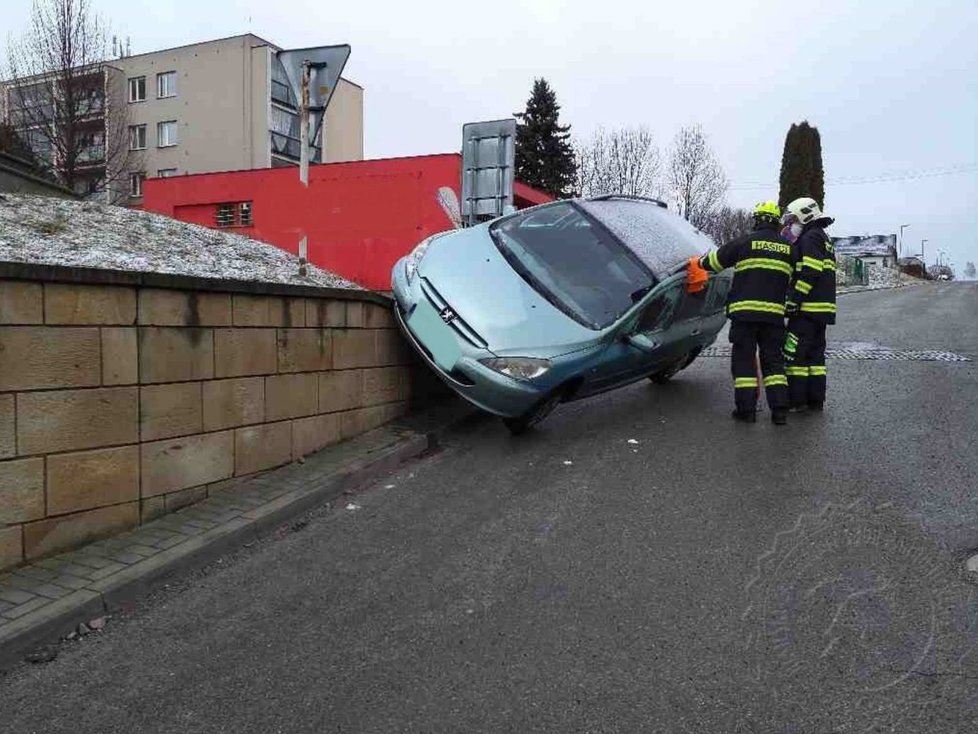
[577, 198, 714, 276]
[0, 194, 361, 289]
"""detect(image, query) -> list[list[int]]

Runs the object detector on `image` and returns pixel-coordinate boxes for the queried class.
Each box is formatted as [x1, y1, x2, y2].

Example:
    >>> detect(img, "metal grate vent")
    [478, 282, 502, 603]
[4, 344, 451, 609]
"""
[700, 346, 971, 362]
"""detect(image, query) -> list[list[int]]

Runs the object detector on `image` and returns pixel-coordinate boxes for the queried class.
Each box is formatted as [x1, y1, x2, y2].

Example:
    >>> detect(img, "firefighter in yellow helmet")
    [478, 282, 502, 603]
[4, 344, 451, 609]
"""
[695, 201, 794, 424]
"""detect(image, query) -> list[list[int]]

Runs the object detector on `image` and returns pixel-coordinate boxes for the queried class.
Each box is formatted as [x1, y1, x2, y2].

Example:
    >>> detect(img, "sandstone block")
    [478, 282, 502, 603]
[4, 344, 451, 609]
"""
[18, 387, 138, 455]
[46, 445, 140, 515]
[45, 284, 136, 325]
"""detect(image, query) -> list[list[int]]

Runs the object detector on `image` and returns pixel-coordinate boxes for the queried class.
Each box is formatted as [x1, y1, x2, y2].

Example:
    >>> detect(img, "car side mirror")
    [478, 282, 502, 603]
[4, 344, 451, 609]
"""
[625, 332, 659, 353]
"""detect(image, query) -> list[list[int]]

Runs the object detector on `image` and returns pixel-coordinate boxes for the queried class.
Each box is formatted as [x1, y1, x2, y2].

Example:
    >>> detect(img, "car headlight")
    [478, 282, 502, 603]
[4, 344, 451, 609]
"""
[479, 357, 551, 381]
[404, 235, 437, 282]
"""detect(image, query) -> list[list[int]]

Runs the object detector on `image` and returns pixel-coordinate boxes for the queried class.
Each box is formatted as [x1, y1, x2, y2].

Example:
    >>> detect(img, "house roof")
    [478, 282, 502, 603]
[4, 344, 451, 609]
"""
[832, 234, 897, 257]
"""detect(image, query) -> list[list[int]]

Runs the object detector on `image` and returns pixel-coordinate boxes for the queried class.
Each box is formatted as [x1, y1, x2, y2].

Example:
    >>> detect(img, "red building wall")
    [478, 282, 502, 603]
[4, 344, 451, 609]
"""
[143, 154, 551, 290]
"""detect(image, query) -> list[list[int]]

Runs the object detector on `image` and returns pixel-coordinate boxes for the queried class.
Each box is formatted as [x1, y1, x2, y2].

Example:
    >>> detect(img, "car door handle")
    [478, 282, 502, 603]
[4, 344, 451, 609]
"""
[690, 329, 701, 336]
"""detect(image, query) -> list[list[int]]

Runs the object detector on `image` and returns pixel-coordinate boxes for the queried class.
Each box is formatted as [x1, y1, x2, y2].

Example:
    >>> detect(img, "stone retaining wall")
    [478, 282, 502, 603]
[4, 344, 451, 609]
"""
[0, 264, 429, 571]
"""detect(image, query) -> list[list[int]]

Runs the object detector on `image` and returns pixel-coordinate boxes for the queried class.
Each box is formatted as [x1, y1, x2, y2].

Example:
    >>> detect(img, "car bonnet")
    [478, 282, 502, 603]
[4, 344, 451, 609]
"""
[415, 225, 600, 356]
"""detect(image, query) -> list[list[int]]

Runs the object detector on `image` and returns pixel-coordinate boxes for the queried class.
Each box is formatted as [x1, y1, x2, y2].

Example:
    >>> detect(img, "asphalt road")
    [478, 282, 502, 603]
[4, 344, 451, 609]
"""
[2, 282, 977, 733]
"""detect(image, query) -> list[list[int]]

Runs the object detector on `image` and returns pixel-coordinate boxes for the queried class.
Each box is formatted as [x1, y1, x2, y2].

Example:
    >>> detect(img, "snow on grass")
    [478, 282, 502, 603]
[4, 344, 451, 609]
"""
[0, 194, 361, 290]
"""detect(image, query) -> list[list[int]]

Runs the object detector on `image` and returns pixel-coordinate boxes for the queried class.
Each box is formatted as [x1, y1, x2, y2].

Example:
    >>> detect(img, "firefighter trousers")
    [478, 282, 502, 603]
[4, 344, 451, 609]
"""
[785, 316, 827, 407]
[729, 320, 788, 413]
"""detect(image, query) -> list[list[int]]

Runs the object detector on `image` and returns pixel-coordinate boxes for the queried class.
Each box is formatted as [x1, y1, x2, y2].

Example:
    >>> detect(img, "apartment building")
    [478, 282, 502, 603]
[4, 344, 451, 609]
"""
[2, 34, 364, 204]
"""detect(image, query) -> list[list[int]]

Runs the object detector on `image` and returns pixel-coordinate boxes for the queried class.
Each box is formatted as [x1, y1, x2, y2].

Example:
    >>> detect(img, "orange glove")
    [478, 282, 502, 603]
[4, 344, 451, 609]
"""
[686, 255, 709, 293]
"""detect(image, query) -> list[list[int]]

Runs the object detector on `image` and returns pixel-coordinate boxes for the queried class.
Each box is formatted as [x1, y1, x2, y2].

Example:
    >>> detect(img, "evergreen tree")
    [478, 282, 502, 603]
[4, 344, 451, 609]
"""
[514, 78, 577, 197]
[778, 121, 825, 210]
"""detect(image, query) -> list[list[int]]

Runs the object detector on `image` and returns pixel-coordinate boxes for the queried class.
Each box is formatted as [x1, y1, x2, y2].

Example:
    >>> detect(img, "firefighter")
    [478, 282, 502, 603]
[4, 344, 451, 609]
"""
[781, 197, 836, 411]
[696, 201, 793, 425]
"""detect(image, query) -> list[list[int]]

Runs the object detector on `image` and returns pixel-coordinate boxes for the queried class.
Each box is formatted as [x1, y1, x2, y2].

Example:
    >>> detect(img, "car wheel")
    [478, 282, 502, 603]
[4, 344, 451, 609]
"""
[503, 389, 563, 435]
[649, 353, 690, 384]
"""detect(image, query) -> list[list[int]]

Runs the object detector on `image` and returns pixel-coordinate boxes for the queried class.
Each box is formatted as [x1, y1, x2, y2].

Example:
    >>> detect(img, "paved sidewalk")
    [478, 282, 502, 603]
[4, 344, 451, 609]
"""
[0, 422, 438, 668]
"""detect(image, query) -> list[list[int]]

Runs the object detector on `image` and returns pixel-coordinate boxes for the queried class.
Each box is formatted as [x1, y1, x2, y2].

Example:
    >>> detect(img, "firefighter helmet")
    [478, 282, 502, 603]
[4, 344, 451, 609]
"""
[784, 197, 823, 225]
[753, 201, 781, 225]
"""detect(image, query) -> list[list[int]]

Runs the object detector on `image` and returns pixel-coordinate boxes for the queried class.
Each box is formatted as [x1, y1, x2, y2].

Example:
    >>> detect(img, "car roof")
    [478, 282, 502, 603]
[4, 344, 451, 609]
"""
[574, 196, 715, 277]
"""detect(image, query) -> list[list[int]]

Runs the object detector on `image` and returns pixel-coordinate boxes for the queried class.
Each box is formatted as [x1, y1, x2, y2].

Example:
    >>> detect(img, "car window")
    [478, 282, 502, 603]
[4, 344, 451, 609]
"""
[674, 285, 708, 322]
[706, 276, 732, 313]
[635, 281, 683, 334]
[489, 202, 655, 330]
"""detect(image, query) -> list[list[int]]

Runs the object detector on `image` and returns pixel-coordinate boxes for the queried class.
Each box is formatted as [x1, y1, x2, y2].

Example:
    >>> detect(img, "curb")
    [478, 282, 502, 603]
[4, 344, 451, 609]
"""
[837, 281, 926, 296]
[0, 421, 449, 671]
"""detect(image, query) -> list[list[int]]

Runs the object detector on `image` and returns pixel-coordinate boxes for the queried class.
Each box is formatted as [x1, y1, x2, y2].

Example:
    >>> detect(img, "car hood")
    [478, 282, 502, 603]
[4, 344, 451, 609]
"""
[416, 225, 599, 355]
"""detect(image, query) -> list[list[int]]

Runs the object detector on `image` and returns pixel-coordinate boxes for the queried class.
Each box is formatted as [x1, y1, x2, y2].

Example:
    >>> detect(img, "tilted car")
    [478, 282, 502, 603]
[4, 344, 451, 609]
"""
[391, 195, 732, 433]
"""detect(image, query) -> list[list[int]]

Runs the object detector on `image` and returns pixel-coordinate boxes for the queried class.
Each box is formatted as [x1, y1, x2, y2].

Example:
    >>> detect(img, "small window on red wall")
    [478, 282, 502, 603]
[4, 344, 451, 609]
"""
[215, 202, 253, 228]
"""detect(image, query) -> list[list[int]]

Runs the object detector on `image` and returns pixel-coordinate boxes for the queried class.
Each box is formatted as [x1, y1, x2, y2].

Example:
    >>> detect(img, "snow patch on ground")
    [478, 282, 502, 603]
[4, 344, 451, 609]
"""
[0, 194, 361, 289]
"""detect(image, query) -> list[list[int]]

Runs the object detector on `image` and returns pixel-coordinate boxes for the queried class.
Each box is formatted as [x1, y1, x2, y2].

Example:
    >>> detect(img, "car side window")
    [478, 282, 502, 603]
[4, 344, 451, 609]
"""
[635, 281, 683, 334]
[706, 276, 732, 313]
[674, 285, 708, 322]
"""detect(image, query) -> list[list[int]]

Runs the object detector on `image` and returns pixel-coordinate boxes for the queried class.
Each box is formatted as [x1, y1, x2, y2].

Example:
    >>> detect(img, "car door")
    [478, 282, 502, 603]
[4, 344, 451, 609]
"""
[577, 275, 686, 396]
[667, 278, 712, 353]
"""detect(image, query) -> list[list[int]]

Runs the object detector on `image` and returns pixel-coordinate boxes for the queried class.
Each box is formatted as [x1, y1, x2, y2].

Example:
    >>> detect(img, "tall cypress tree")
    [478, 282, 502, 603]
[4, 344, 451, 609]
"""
[778, 121, 825, 210]
[514, 78, 577, 197]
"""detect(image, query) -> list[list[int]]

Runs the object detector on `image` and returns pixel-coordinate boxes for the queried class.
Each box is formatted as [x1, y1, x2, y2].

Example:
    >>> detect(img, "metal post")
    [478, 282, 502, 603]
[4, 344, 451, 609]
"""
[298, 60, 310, 277]
[899, 224, 909, 257]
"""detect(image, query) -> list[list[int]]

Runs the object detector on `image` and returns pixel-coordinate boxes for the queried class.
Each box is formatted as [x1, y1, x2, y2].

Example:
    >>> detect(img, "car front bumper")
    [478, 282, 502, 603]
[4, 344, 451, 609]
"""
[391, 258, 547, 418]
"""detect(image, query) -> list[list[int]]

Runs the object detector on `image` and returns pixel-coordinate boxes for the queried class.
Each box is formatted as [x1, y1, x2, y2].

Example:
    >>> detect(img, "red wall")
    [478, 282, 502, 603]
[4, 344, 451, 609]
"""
[143, 154, 551, 290]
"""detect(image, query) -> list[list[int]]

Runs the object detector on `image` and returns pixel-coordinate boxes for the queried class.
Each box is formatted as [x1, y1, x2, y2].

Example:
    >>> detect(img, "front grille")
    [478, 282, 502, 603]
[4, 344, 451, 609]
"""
[420, 278, 488, 349]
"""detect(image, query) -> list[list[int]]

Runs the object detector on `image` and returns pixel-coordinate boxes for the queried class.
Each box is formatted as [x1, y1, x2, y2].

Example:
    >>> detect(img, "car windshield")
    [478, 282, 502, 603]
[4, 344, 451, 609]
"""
[488, 202, 654, 329]
[577, 198, 715, 276]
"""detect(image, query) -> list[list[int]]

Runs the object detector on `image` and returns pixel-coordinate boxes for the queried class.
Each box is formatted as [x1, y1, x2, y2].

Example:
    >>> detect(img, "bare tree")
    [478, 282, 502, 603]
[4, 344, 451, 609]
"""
[701, 206, 752, 245]
[3, 0, 137, 201]
[575, 126, 661, 199]
[964, 261, 976, 280]
[667, 125, 729, 230]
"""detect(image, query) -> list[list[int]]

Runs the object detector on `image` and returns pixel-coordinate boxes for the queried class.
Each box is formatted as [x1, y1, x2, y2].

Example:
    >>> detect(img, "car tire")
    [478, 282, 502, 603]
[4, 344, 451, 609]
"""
[503, 389, 564, 435]
[649, 351, 695, 384]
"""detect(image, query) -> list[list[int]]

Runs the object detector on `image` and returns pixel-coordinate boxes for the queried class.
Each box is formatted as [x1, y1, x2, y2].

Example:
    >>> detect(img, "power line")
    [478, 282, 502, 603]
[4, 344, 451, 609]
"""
[730, 163, 978, 191]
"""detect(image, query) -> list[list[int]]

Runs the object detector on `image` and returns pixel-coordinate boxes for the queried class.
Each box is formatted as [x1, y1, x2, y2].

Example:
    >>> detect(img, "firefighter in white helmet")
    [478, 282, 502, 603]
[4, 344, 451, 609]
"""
[781, 197, 836, 412]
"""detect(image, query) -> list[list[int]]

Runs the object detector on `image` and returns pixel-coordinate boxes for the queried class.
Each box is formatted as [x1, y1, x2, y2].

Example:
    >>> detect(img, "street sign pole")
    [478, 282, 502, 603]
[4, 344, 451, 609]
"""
[298, 60, 311, 277]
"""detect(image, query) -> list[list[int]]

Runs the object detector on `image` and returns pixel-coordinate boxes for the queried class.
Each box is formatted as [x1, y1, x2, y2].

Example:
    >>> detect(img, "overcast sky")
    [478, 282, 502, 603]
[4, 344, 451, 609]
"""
[5, 0, 977, 272]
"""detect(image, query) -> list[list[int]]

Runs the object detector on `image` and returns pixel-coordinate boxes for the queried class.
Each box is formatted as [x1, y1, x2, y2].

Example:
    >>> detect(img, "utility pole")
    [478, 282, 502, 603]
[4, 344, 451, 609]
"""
[921, 239, 928, 270]
[298, 60, 311, 277]
[899, 224, 910, 257]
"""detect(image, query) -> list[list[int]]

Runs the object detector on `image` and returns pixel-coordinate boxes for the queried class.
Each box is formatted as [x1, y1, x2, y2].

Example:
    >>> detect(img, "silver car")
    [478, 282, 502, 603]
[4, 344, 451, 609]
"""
[391, 195, 731, 433]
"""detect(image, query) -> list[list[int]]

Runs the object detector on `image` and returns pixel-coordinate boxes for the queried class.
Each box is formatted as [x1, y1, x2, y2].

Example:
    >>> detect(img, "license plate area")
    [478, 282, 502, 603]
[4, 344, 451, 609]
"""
[408, 300, 462, 371]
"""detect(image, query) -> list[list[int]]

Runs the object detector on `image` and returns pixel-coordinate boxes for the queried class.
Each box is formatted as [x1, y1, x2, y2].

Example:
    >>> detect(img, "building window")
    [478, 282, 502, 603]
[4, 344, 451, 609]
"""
[157, 168, 178, 178]
[128, 76, 146, 103]
[157, 71, 177, 99]
[129, 172, 145, 198]
[215, 202, 253, 228]
[157, 120, 179, 147]
[129, 124, 147, 150]
[216, 204, 236, 227]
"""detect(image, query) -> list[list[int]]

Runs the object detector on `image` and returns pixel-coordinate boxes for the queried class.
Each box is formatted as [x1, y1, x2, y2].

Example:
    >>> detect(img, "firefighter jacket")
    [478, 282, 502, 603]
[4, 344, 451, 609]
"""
[790, 221, 837, 325]
[699, 223, 794, 324]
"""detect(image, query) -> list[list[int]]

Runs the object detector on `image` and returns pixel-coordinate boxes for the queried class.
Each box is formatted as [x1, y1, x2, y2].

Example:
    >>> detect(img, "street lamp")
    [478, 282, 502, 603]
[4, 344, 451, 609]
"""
[899, 224, 910, 257]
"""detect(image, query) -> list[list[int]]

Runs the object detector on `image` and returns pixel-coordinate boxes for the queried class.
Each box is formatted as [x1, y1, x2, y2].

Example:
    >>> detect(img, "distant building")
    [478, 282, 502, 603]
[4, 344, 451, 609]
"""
[1, 34, 363, 204]
[832, 235, 898, 270]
